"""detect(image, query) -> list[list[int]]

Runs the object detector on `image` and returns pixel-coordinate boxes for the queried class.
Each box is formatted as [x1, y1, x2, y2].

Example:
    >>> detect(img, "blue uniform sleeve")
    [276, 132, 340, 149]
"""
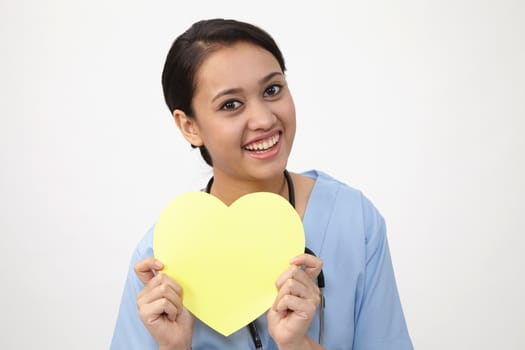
[110, 229, 158, 350]
[353, 196, 413, 350]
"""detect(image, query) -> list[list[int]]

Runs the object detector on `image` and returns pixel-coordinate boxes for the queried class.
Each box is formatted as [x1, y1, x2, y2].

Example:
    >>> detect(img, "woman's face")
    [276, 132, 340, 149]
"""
[189, 41, 296, 183]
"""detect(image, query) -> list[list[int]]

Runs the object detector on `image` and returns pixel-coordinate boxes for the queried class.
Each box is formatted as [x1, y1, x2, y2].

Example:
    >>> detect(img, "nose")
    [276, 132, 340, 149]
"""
[246, 100, 277, 131]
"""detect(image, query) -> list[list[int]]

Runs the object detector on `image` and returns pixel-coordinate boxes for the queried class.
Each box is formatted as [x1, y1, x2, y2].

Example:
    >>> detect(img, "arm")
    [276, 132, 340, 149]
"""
[353, 198, 413, 350]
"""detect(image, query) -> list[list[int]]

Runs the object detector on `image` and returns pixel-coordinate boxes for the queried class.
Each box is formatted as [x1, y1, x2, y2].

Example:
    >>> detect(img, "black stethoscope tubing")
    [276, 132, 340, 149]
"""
[205, 170, 325, 348]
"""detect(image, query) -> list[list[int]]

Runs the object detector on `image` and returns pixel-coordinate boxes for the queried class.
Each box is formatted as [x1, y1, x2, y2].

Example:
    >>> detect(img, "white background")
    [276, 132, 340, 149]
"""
[1, 0, 524, 349]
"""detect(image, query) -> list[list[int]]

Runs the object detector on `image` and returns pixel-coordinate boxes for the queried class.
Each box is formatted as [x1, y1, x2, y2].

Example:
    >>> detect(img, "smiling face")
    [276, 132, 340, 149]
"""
[175, 41, 296, 187]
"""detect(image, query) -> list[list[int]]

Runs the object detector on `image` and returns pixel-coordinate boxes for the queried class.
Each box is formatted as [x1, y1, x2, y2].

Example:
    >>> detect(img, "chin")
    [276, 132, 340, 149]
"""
[247, 161, 288, 181]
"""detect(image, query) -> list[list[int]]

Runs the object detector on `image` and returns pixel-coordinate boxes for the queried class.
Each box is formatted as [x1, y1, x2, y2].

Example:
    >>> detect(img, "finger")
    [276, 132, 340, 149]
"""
[273, 278, 309, 310]
[275, 265, 318, 292]
[289, 267, 320, 294]
[281, 278, 308, 298]
[290, 254, 323, 281]
[275, 265, 299, 289]
[138, 297, 179, 323]
[273, 294, 319, 320]
[137, 280, 183, 313]
[274, 271, 320, 309]
[141, 272, 183, 296]
[134, 258, 164, 284]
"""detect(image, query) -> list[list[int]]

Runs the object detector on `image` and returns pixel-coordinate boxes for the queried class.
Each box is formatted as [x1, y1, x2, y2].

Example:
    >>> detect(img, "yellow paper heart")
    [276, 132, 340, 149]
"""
[153, 191, 305, 336]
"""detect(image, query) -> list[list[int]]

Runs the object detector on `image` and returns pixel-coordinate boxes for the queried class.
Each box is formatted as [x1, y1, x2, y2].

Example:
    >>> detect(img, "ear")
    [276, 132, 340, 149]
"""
[173, 109, 204, 147]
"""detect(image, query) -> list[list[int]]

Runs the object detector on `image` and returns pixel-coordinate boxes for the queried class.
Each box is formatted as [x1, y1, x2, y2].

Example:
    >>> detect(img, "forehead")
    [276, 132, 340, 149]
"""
[194, 42, 282, 97]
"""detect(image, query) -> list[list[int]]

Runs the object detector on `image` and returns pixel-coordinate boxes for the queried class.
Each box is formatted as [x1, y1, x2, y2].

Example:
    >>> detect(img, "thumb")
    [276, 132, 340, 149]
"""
[134, 257, 164, 284]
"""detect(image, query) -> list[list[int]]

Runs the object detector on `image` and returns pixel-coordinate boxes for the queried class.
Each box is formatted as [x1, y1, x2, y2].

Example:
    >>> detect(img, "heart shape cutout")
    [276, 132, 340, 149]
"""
[153, 191, 305, 336]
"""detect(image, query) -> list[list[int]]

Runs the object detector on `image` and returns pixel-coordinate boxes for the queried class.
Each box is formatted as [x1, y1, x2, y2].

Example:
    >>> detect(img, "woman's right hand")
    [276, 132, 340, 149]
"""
[135, 258, 194, 350]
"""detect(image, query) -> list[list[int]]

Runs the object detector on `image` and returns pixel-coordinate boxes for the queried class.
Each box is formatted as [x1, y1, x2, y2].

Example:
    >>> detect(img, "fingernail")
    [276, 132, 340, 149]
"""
[154, 260, 164, 269]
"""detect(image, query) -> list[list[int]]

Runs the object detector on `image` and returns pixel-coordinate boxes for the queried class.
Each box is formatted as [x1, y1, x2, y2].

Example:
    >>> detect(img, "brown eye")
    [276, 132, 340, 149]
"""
[264, 84, 282, 97]
[220, 100, 242, 111]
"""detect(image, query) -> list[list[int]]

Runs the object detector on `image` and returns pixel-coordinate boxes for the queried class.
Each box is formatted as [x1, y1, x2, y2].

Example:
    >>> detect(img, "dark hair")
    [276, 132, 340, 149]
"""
[161, 19, 286, 166]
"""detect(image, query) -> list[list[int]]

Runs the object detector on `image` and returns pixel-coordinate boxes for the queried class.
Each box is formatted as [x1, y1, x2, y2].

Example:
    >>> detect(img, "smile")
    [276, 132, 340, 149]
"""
[243, 133, 280, 152]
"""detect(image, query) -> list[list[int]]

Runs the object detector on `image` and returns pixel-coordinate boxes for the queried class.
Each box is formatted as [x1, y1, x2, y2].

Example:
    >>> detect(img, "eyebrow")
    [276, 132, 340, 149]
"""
[211, 72, 283, 103]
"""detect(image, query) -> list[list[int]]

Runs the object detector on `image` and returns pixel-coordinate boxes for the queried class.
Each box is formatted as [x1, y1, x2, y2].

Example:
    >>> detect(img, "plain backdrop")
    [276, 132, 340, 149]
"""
[1, 0, 524, 349]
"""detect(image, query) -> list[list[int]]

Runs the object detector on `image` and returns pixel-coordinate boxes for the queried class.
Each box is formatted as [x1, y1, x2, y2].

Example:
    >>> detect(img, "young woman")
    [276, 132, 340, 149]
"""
[111, 19, 413, 350]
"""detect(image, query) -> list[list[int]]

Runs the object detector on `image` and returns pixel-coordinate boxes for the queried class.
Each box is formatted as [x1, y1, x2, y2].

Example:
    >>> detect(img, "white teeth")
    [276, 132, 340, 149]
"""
[245, 134, 279, 151]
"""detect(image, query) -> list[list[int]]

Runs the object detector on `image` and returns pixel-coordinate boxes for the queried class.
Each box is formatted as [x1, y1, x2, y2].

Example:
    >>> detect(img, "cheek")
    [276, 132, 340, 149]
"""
[203, 120, 244, 148]
[281, 98, 296, 129]
[283, 99, 297, 145]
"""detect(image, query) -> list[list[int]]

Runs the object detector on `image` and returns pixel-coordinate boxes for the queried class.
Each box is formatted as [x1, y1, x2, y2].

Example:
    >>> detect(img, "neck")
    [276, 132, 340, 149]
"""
[208, 171, 289, 206]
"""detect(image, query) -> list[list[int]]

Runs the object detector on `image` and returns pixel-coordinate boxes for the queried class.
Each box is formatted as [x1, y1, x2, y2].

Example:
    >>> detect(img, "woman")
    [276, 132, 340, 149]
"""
[111, 19, 413, 350]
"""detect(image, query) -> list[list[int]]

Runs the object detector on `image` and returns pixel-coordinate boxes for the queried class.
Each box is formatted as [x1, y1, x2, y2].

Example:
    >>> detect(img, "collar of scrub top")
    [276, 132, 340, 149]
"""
[205, 170, 326, 349]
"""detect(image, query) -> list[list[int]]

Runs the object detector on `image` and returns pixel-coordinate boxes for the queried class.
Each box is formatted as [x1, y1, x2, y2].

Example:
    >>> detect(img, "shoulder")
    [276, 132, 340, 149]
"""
[131, 225, 155, 263]
[302, 170, 381, 213]
[301, 169, 385, 240]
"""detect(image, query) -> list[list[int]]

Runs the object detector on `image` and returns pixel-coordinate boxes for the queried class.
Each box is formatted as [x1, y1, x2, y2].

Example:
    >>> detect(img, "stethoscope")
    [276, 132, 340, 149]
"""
[205, 170, 326, 349]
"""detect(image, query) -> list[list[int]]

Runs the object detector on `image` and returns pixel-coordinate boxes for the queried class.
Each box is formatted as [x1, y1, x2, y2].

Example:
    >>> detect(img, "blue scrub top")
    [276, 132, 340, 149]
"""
[111, 170, 413, 349]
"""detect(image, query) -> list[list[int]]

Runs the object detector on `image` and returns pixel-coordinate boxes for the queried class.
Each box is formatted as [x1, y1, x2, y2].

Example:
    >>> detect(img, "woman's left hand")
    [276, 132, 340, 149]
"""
[267, 253, 324, 350]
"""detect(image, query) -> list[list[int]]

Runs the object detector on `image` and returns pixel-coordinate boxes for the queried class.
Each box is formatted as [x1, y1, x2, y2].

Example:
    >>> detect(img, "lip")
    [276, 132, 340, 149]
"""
[242, 130, 281, 148]
[242, 130, 282, 160]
